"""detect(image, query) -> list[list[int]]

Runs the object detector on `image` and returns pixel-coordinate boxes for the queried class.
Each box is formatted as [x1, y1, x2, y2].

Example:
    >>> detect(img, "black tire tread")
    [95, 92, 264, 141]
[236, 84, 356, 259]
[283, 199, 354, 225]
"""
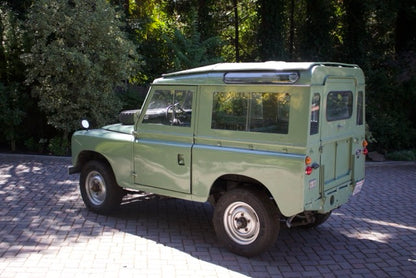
[213, 188, 280, 257]
[79, 160, 123, 215]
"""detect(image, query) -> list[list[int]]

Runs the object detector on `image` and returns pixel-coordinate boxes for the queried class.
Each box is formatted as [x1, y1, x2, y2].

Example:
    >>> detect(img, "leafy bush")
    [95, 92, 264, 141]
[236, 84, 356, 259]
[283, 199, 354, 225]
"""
[0, 83, 26, 151]
[24, 137, 48, 153]
[24, 0, 139, 138]
[386, 150, 416, 161]
[366, 110, 416, 152]
[48, 137, 69, 156]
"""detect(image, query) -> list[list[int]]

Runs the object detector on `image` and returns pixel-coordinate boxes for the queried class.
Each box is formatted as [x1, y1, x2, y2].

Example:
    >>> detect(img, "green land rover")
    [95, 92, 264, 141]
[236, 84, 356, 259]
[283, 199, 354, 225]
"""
[69, 62, 367, 256]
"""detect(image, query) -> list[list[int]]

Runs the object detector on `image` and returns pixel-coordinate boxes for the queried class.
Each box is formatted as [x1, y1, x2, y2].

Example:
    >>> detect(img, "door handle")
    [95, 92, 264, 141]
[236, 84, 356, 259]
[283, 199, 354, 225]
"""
[177, 154, 185, 166]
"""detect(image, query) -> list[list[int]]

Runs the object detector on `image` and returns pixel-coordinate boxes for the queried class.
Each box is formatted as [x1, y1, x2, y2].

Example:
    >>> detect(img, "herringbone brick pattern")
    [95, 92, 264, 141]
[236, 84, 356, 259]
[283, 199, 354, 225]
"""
[0, 154, 415, 277]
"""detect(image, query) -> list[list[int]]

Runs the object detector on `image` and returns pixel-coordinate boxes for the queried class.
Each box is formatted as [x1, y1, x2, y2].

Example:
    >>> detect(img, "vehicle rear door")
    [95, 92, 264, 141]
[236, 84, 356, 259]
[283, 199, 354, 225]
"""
[320, 78, 356, 191]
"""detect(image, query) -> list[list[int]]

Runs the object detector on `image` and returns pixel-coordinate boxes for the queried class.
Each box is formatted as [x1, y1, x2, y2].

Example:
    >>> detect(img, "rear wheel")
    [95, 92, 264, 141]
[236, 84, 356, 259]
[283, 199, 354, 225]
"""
[80, 160, 124, 214]
[213, 188, 280, 257]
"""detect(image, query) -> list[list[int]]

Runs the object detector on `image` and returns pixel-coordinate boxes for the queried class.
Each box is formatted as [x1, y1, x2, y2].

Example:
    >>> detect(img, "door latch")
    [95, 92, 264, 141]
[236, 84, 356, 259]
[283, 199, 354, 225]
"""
[177, 154, 185, 166]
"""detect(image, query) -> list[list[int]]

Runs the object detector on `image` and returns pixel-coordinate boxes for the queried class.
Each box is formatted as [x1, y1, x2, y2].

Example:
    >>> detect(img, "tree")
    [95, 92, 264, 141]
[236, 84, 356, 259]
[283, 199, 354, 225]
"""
[124, 0, 172, 83]
[0, 83, 26, 151]
[298, 0, 334, 61]
[0, 3, 29, 151]
[257, 0, 286, 60]
[24, 0, 138, 141]
[342, 0, 368, 65]
[2, 0, 32, 17]
[166, 21, 223, 71]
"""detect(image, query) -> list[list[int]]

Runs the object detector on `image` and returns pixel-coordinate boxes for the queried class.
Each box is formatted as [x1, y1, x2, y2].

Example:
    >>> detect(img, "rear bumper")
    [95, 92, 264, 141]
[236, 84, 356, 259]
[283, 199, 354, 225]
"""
[305, 179, 362, 213]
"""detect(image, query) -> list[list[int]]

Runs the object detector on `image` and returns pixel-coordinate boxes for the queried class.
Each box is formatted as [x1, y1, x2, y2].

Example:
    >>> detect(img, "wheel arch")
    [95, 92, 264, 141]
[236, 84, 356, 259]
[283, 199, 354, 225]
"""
[72, 150, 114, 176]
[208, 174, 280, 212]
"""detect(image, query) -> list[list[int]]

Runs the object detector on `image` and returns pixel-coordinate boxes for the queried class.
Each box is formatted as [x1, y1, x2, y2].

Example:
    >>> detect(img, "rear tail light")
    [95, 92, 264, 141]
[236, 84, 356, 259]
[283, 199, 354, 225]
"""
[305, 156, 319, 175]
[362, 140, 368, 156]
[305, 166, 313, 175]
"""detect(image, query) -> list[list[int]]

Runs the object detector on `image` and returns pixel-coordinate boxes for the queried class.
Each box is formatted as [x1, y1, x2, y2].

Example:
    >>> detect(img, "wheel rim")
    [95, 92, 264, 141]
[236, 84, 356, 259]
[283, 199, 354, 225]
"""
[223, 201, 260, 245]
[85, 170, 107, 206]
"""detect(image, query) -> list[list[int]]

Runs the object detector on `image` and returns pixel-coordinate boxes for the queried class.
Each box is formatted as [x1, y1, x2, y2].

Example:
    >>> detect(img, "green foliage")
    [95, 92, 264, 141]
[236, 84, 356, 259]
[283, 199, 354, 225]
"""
[166, 21, 223, 71]
[386, 150, 416, 161]
[24, 137, 47, 153]
[48, 136, 69, 156]
[0, 3, 27, 83]
[125, 0, 171, 84]
[24, 0, 139, 135]
[0, 4, 29, 151]
[116, 85, 147, 110]
[299, 0, 335, 60]
[257, 0, 286, 60]
[0, 83, 26, 151]
[0, 0, 415, 153]
[365, 124, 377, 144]
[367, 111, 416, 151]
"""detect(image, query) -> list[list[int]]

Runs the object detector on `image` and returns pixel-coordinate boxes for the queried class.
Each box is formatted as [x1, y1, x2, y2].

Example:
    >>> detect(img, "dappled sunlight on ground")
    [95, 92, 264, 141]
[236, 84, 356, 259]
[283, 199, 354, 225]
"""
[0, 155, 415, 277]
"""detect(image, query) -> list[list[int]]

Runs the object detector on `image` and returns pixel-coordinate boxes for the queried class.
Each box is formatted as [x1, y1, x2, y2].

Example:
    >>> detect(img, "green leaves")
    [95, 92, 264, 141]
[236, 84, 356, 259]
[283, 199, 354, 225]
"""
[24, 0, 139, 134]
[0, 82, 26, 151]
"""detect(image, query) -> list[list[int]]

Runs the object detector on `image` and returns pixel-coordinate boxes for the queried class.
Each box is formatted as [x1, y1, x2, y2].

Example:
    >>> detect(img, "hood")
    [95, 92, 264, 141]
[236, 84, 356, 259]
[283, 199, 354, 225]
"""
[102, 123, 134, 134]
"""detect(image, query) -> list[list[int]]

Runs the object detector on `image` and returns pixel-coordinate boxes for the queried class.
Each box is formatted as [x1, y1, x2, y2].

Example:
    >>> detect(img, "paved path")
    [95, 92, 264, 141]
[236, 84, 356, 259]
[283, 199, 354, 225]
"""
[0, 154, 415, 277]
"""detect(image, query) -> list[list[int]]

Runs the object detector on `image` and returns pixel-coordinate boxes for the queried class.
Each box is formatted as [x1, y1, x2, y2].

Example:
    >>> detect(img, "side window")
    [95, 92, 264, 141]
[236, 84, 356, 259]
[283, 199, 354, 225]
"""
[310, 93, 320, 135]
[356, 91, 364, 125]
[326, 91, 353, 121]
[142, 89, 193, 127]
[211, 91, 290, 134]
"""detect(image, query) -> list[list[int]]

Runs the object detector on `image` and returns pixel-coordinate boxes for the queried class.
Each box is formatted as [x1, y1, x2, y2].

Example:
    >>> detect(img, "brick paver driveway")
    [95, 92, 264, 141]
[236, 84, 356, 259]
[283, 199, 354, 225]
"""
[0, 154, 415, 277]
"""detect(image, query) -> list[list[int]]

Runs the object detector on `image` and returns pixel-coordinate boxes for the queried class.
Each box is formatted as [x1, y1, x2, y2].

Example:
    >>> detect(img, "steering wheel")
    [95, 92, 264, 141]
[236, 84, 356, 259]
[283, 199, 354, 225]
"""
[166, 103, 185, 125]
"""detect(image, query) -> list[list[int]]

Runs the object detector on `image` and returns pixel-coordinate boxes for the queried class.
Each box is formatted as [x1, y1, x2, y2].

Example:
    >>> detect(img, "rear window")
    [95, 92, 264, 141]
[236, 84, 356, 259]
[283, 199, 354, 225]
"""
[326, 91, 353, 121]
[211, 91, 290, 134]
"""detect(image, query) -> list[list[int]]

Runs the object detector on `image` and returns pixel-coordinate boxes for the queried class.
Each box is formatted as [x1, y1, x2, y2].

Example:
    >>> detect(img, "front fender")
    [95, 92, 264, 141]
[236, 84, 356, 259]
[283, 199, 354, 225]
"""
[71, 128, 135, 188]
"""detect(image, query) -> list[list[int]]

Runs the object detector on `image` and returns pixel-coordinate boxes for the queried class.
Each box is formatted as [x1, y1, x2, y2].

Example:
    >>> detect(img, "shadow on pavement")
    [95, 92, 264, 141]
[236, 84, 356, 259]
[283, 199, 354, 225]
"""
[0, 155, 415, 277]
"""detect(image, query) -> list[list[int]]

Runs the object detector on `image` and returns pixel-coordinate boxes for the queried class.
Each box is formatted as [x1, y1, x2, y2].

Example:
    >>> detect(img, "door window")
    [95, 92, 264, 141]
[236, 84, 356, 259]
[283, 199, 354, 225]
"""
[142, 89, 193, 127]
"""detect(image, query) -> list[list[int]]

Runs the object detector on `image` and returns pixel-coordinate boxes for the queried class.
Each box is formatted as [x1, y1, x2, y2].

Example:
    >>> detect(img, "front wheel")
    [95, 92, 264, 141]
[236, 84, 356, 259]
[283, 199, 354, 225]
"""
[79, 160, 124, 215]
[213, 188, 280, 257]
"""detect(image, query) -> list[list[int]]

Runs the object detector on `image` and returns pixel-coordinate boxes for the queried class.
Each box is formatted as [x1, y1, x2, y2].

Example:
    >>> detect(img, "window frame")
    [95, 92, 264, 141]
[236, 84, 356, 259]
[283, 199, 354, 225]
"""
[356, 91, 364, 126]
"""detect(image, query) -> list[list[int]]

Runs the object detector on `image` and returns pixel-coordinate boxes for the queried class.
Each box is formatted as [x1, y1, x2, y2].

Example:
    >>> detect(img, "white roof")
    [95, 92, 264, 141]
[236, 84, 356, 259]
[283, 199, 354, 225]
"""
[162, 61, 358, 77]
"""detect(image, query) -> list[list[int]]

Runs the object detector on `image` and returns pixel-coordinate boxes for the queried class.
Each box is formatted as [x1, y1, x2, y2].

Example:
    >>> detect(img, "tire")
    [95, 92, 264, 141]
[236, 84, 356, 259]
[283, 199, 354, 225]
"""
[119, 109, 140, 125]
[79, 160, 124, 214]
[213, 188, 280, 257]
